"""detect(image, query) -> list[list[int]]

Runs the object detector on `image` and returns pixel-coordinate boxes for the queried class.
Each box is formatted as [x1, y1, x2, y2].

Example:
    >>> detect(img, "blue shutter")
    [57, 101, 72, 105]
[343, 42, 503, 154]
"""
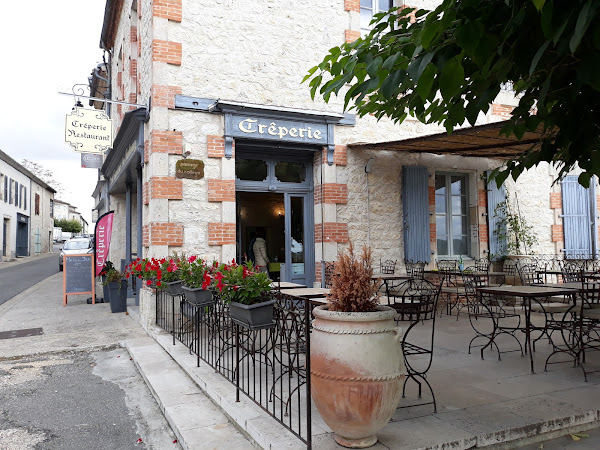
[402, 166, 430, 263]
[562, 176, 592, 259]
[487, 172, 507, 259]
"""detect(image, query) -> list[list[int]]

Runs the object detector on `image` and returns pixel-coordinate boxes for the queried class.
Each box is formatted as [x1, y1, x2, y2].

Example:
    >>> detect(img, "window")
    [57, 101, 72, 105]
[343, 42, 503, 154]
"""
[35, 193, 40, 215]
[23, 187, 26, 210]
[50, 199, 54, 218]
[360, 0, 393, 36]
[0, 174, 3, 202]
[235, 159, 268, 181]
[9, 179, 12, 205]
[3, 176, 7, 202]
[435, 174, 469, 257]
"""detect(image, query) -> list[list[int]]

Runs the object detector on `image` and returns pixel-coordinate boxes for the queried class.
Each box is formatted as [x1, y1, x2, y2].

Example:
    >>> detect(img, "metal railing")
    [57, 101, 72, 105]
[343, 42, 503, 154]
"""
[156, 289, 312, 448]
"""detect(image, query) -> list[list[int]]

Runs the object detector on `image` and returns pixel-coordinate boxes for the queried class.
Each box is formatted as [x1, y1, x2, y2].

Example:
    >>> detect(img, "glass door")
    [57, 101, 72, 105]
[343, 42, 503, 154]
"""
[284, 193, 312, 286]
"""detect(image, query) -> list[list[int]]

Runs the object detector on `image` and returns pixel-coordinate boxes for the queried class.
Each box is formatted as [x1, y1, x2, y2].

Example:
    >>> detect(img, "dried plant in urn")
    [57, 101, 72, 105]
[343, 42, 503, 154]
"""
[327, 242, 379, 312]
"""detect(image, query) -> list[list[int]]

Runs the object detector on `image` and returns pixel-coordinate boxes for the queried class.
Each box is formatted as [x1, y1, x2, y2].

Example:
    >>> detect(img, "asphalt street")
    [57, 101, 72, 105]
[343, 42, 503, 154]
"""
[0, 249, 59, 306]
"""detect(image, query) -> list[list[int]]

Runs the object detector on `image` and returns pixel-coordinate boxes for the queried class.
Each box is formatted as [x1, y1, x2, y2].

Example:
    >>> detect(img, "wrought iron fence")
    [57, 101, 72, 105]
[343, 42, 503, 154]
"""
[155, 289, 312, 448]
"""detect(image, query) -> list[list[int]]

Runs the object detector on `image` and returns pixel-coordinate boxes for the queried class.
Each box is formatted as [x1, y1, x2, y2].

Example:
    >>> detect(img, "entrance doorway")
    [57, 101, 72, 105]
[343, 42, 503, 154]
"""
[235, 143, 315, 286]
[16, 214, 28, 257]
[237, 192, 311, 286]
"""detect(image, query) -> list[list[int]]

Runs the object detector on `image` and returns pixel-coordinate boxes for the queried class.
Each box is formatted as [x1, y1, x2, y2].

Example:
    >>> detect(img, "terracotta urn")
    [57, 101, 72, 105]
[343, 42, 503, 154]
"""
[311, 305, 405, 448]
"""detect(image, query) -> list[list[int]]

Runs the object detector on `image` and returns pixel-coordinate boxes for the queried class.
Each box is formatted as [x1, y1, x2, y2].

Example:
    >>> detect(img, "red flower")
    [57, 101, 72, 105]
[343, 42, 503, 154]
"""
[233, 285, 239, 291]
[157, 281, 161, 286]
[188, 255, 197, 263]
[146, 280, 151, 286]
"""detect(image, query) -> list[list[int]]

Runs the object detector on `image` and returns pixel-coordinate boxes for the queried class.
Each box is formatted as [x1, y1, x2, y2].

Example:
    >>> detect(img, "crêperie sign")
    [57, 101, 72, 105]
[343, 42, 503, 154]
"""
[63, 254, 95, 306]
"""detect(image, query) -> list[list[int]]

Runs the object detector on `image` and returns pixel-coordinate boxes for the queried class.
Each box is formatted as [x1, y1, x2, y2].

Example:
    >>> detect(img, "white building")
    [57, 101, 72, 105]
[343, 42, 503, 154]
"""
[0, 149, 56, 260]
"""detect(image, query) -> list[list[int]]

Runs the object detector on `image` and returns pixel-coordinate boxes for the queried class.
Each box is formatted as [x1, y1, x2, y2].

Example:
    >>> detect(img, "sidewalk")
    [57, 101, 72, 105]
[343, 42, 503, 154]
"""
[0, 250, 56, 270]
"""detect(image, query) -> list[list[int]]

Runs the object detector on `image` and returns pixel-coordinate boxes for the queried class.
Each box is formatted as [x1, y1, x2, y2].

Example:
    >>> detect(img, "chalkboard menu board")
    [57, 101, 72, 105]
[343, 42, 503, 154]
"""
[63, 254, 95, 306]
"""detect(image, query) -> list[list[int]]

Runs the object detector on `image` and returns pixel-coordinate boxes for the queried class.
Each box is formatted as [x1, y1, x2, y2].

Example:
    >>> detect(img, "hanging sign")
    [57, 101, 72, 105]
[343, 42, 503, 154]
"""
[94, 211, 115, 277]
[81, 153, 104, 168]
[65, 107, 113, 153]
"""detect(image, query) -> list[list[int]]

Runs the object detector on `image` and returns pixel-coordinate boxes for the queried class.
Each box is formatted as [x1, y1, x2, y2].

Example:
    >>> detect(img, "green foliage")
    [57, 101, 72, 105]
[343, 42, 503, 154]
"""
[305, 1, 600, 187]
[54, 218, 82, 233]
[493, 193, 538, 256]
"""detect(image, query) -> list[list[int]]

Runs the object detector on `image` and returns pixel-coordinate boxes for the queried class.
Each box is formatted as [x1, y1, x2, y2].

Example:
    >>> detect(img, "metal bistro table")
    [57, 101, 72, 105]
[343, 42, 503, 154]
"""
[372, 273, 413, 300]
[271, 281, 308, 290]
[476, 285, 578, 373]
[282, 287, 330, 299]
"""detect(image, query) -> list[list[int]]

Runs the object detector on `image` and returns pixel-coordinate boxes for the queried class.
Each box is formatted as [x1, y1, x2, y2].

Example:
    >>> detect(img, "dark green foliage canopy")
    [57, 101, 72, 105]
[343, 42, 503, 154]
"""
[54, 218, 82, 233]
[305, 0, 600, 187]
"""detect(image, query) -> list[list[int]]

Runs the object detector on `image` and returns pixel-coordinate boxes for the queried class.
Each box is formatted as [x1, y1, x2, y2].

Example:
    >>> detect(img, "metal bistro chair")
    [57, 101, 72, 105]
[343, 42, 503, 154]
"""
[464, 274, 524, 361]
[323, 262, 336, 288]
[390, 279, 442, 412]
[437, 259, 468, 318]
[561, 260, 586, 282]
[380, 259, 397, 274]
[405, 260, 426, 280]
[574, 279, 600, 381]
[519, 263, 544, 286]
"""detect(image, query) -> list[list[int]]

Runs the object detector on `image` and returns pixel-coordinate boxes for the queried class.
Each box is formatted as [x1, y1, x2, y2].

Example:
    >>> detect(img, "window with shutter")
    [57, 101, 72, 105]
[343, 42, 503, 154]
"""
[35, 194, 40, 215]
[561, 176, 596, 258]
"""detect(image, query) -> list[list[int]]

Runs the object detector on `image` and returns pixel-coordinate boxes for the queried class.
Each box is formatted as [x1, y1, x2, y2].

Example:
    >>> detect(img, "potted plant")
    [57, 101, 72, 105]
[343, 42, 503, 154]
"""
[104, 266, 128, 313]
[311, 243, 405, 448]
[98, 261, 115, 303]
[159, 254, 191, 295]
[216, 260, 274, 329]
[181, 257, 216, 306]
[125, 257, 160, 288]
[493, 192, 538, 260]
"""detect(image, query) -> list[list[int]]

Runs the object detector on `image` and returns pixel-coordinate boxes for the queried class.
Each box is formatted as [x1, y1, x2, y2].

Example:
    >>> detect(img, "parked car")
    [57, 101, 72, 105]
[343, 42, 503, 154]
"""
[59, 237, 93, 271]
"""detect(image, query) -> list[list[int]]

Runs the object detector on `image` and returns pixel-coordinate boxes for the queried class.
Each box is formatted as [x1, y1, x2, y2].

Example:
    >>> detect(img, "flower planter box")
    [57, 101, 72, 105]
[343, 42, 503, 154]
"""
[164, 280, 184, 296]
[107, 280, 128, 313]
[182, 286, 215, 306]
[102, 275, 110, 303]
[229, 299, 276, 329]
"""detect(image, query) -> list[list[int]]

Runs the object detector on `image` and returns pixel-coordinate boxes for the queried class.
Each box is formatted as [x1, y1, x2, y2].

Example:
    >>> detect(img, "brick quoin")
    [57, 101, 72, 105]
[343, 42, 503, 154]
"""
[151, 85, 182, 109]
[130, 59, 137, 78]
[208, 223, 236, 245]
[597, 195, 600, 212]
[149, 177, 183, 200]
[478, 189, 487, 208]
[144, 139, 150, 164]
[345, 30, 360, 43]
[479, 224, 489, 242]
[430, 223, 436, 243]
[116, 71, 122, 87]
[428, 186, 435, 206]
[315, 223, 349, 243]
[150, 222, 184, 246]
[550, 193, 562, 209]
[143, 225, 149, 247]
[128, 93, 137, 111]
[150, 130, 183, 155]
[207, 135, 235, 158]
[491, 103, 515, 119]
[551, 224, 564, 242]
[344, 0, 359, 11]
[152, 39, 182, 66]
[130, 26, 137, 42]
[315, 183, 348, 204]
[153, 0, 182, 22]
[143, 182, 149, 205]
[321, 145, 347, 165]
[208, 179, 235, 202]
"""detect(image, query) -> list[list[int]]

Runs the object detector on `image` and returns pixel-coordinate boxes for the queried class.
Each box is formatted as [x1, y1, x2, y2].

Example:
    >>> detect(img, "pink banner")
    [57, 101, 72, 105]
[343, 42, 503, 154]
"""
[94, 211, 114, 276]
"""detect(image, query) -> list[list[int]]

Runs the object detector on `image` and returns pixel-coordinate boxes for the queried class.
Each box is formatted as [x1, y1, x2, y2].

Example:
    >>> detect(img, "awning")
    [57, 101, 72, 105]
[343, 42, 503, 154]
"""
[348, 120, 542, 158]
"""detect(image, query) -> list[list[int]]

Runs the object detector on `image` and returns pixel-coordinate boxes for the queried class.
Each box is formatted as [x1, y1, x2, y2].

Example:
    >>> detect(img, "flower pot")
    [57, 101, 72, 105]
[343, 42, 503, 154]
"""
[229, 299, 276, 329]
[164, 280, 184, 296]
[182, 286, 215, 306]
[311, 305, 405, 448]
[108, 280, 128, 313]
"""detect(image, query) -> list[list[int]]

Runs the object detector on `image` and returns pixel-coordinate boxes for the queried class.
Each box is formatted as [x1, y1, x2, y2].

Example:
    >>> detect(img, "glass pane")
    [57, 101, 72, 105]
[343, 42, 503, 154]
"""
[275, 161, 306, 183]
[360, 9, 373, 29]
[361, 0, 372, 6]
[435, 175, 446, 194]
[379, 0, 392, 11]
[451, 195, 466, 214]
[235, 159, 267, 181]
[436, 215, 447, 238]
[450, 176, 464, 195]
[290, 197, 305, 275]
[435, 194, 446, 214]
[451, 215, 468, 237]
[453, 237, 468, 256]
[437, 236, 448, 255]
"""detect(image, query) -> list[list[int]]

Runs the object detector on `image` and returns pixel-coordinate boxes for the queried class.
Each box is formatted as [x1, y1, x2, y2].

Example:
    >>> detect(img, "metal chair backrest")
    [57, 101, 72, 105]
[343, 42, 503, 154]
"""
[519, 263, 543, 285]
[503, 259, 519, 276]
[562, 260, 585, 282]
[324, 262, 335, 288]
[394, 279, 440, 322]
[474, 258, 490, 272]
[380, 259, 397, 274]
[581, 279, 600, 310]
[405, 260, 425, 280]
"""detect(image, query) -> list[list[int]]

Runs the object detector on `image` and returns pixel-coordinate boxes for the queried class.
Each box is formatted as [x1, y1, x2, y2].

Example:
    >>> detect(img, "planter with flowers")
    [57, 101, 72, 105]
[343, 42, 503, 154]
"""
[181, 257, 216, 306]
[103, 265, 128, 313]
[159, 254, 191, 296]
[216, 260, 274, 329]
[125, 257, 161, 288]
[98, 261, 115, 303]
[311, 244, 405, 448]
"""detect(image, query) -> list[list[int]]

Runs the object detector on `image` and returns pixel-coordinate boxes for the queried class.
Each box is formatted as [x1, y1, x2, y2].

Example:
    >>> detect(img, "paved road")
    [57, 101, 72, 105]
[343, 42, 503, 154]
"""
[0, 348, 179, 449]
[0, 252, 59, 306]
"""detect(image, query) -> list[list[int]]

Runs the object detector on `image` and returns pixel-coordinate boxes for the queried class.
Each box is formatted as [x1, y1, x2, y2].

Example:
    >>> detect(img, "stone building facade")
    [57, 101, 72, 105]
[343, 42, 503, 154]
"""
[92, 0, 599, 292]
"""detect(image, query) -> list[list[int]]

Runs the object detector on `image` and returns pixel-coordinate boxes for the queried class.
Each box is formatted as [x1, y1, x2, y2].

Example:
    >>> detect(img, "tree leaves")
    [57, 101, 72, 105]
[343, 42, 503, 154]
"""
[439, 57, 464, 101]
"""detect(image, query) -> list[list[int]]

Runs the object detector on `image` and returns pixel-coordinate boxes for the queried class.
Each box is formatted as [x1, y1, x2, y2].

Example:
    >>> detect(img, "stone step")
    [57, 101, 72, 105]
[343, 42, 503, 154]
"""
[126, 336, 258, 450]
